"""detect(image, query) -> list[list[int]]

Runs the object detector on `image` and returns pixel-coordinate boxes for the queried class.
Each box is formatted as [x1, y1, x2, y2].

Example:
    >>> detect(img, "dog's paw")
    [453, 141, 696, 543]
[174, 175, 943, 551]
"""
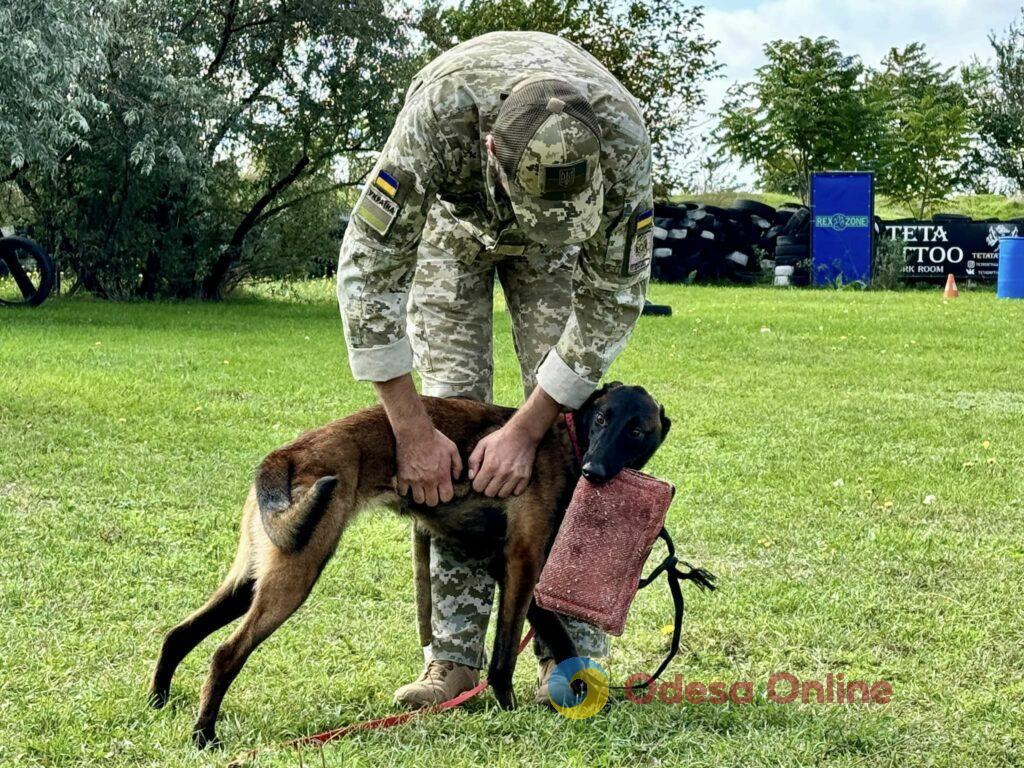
[148, 685, 170, 709]
[192, 724, 222, 750]
[491, 682, 517, 711]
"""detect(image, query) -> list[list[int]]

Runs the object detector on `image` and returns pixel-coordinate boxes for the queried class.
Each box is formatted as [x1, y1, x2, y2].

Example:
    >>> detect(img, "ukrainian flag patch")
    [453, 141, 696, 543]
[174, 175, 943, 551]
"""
[374, 170, 399, 198]
[356, 186, 399, 237]
[624, 206, 654, 277]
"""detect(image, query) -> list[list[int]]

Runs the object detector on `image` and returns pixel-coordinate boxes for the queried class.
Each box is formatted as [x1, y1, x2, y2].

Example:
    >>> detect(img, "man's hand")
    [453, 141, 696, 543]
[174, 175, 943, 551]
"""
[468, 422, 539, 498]
[374, 374, 462, 507]
[395, 421, 463, 506]
[468, 385, 561, 498]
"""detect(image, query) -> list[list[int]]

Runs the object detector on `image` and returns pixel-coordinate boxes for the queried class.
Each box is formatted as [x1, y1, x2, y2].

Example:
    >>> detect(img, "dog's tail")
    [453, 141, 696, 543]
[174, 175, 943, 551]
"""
[255, 451, 337, 553]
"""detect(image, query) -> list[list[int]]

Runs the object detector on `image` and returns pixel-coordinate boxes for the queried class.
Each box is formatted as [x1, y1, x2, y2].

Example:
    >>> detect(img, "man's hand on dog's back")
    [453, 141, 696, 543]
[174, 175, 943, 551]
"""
[468, 385, 561, 498]
[375, 374, 462, 506]
[396, 422, 462, 506]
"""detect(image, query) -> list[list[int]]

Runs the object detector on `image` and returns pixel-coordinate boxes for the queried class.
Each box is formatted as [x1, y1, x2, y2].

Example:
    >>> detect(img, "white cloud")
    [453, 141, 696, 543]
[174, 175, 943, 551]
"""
[697, 0, 1022, 189]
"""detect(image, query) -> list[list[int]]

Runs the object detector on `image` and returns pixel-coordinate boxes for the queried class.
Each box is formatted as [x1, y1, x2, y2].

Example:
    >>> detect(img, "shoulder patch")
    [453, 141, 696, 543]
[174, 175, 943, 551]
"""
[623, 206, 653, 277]
[356, 185, 400, 237]
[374, 170, 400, 198]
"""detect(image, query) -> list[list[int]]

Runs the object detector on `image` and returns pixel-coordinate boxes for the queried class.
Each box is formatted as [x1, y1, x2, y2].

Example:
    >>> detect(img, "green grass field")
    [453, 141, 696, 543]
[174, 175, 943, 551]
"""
[2, 282, 1023, 767]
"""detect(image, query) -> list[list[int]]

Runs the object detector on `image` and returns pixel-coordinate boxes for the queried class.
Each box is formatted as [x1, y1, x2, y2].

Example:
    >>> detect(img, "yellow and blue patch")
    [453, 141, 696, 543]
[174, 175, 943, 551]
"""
[624, 207, 654, 277]
[373, 170, 399, 198]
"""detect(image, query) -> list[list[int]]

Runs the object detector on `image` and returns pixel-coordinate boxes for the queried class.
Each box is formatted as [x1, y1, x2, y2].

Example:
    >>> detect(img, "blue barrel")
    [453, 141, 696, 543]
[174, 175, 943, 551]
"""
[998, 237, 1024, 299]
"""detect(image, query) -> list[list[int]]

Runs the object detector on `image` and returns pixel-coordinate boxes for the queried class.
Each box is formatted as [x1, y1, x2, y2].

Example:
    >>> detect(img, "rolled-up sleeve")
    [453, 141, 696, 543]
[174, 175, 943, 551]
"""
[336, 88, 447, 381]
[537, 144, 653, 409]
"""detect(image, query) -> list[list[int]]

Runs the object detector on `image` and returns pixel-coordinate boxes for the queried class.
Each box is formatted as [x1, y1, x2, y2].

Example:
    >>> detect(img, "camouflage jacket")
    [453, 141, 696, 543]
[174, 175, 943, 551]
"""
[336, 31, 653, 408]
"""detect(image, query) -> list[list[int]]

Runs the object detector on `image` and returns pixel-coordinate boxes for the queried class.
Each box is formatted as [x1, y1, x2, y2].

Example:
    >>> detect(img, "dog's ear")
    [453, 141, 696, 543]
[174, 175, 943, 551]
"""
[579, 380, 623, 413]
[659, 405, 672, 441]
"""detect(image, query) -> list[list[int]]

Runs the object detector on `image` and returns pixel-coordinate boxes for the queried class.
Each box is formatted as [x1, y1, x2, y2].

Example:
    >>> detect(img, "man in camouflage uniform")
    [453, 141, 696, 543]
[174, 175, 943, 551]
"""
[336, 31, 653, 707]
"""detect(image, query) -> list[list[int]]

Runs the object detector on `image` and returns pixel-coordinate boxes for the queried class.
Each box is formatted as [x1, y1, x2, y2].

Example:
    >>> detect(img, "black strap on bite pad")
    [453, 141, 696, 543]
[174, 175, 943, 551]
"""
[613, 528, 717, 693]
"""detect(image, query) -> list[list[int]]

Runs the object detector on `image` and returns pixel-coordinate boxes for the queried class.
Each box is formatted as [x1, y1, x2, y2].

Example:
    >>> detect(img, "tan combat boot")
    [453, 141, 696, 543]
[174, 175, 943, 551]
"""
[535, 658, 558, 706]
[394, 660, 479, 708]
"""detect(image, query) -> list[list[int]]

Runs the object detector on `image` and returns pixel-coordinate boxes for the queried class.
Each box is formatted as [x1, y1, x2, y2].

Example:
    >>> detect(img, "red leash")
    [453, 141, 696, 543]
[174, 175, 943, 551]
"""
[229, 629, 535, 766]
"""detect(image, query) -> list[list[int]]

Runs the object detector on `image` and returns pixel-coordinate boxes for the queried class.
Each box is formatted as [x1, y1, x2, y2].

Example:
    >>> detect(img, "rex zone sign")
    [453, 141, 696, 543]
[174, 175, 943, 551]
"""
[882, 220, 1020, 281]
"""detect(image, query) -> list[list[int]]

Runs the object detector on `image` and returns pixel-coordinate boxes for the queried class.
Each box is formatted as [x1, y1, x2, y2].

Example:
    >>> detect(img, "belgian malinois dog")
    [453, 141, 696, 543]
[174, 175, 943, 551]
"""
[150, 382, 671, 747]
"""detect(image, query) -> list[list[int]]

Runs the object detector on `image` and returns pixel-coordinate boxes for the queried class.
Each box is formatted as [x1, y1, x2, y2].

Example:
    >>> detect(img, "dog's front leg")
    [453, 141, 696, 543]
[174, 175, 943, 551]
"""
[526, 601, 578, 663]
[489, 540, 544, 709]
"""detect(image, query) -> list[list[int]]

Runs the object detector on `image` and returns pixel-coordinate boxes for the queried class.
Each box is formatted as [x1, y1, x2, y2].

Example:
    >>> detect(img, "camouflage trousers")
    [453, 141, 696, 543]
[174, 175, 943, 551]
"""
[407, 204, 610, 668]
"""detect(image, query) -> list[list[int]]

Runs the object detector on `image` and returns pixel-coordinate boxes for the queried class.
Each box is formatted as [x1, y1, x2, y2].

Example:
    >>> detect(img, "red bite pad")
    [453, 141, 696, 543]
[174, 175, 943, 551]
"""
[534, 469, 674, 636]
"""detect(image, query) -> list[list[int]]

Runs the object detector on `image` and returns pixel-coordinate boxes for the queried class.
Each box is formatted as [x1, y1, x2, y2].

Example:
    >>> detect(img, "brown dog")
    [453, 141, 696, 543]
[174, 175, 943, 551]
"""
[150, 382, 671, 747]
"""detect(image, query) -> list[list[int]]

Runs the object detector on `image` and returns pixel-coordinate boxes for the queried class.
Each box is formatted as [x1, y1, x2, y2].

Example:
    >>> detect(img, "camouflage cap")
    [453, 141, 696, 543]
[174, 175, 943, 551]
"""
[492, 75, 603, 246]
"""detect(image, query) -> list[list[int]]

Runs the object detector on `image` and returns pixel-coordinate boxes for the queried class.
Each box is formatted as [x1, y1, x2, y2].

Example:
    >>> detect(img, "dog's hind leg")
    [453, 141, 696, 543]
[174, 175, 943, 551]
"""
[150, 576, 255, 708]
[191, 556, 326, 749]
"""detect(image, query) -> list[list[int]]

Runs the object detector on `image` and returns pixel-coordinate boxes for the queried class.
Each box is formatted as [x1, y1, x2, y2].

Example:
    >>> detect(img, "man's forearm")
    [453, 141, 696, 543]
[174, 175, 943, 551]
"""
[374, 374, 432, 438]
[507, 385, 562, 442]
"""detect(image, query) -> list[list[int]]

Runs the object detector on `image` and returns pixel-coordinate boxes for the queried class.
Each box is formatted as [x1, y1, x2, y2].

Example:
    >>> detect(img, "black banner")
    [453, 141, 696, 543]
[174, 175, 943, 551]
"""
[880, 220, 1021, 281]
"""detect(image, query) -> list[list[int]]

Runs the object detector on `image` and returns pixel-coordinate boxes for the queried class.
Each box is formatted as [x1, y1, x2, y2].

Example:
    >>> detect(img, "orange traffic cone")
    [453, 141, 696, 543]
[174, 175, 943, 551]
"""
[943, 274, 960, 299]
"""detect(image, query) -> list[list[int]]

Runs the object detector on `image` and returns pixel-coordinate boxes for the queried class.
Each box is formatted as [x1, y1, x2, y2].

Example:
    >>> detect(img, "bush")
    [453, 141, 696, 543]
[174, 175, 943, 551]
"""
[872, 237, 907, 290]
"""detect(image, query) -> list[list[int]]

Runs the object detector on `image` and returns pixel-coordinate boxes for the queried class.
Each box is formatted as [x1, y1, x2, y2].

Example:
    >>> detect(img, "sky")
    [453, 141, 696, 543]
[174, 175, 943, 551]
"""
[696, 0, 1023, 188]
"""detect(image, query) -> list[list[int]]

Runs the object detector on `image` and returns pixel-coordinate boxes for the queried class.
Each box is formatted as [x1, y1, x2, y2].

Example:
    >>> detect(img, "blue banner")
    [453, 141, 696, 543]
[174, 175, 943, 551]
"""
[810, 172, 875, 286]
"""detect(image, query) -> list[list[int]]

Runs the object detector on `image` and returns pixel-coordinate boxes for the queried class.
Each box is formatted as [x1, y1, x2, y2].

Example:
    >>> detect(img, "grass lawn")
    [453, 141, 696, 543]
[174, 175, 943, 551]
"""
[2, 281, 1023, 767]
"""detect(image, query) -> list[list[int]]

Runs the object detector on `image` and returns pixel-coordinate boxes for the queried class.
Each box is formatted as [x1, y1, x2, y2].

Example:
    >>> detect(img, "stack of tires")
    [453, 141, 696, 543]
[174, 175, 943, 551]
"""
[767, 206, 811, 287]
[651, 198, 813, 286]
[651, 199, 779, 284]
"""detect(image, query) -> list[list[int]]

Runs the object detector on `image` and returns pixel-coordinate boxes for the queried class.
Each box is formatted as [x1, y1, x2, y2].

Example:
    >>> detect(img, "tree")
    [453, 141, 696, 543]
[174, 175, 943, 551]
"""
[975, 9, 1024, 194]
[417, 0, 721, 192]
[866, 44, 974, 218]
[0, 0, 110, 180]
[717, 37, 875, 202]
[6, 0, 416, 299]
[682, 137, 737, 195]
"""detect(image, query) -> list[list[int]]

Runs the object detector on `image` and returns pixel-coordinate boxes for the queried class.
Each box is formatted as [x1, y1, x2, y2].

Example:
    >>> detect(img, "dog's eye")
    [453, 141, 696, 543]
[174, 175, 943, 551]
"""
[632, 427, 645, 439]
[594, 412, 606, 426]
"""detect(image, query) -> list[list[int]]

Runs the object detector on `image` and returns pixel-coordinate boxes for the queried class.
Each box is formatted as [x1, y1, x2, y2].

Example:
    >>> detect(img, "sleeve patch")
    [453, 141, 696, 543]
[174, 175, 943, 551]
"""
[374, 170, 400, 198]
[356, 185, 401, 237]
[623, 206, 653, 277]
